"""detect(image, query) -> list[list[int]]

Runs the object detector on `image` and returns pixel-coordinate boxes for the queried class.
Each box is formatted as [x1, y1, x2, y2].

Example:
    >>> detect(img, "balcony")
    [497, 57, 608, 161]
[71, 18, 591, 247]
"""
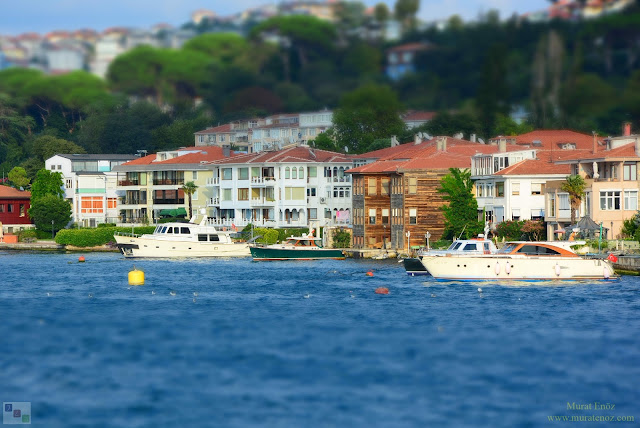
[251, 177, 276, 186]
[251, 197, 276, 206]
[206, 178, 220, 186]
[208, 197, 220, 205]
[118, 197, 145, 205]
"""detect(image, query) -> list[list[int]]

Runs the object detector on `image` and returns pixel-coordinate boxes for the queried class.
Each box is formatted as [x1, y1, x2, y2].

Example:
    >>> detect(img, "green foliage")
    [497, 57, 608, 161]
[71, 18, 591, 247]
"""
[30, 168, 64, 201]
[55, 226, 156, 247]
[622, 211, 640, 238]
[332, 84, 406, 153]
[521, 220, 546, 241]
[28, 194, 71, 233]
[17, 229, 38, 242]
[561, 175, 586, 224]
[181, 181, 198, 219]
[332, 229, 351, 248]
[97, 223, 117, 228]
[7, 166, 29, 188]
[32, 135, 86, 161]
[495, 220, 525, 240]
[437, 168, 483, 239]
[432, 239, 452, 249]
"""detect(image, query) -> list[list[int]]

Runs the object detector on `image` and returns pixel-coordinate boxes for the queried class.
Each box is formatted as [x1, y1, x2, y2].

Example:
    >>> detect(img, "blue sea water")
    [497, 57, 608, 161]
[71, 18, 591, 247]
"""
[1, 251, 639, 427]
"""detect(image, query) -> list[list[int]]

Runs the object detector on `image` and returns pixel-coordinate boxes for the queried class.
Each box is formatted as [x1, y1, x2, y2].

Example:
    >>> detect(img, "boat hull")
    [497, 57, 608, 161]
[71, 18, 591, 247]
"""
[115, 235, 250, 258]
[250, 246, 345, 261]
[403, 257, 429, 276]
[420, 255, 615, 280]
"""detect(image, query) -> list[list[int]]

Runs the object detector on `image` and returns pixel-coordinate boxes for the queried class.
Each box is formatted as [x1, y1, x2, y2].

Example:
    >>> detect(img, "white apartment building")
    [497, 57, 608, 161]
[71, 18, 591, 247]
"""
[45, 154, 137, 226]
[206, 145, 352, 229]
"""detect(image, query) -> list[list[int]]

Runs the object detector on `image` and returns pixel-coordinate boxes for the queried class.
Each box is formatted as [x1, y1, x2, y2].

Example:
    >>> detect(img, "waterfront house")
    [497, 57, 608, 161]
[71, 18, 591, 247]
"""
[205, 145, 352, 229]
[45, 154, 137, 227]
[113, 146, 232, 224]
[0, 186, 33, 236]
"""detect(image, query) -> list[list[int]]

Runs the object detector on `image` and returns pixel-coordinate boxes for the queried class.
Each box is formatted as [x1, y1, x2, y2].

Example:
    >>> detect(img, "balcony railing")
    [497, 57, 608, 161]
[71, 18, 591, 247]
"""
[208, 197, 220, 205]
[251, 177, 276, 185]
[118, 179, 141, 186]
[153, 198, 185, 204]
[119, 197, 145, 205]
[153, 179, 184, 186]
[206, 178, 220, 186]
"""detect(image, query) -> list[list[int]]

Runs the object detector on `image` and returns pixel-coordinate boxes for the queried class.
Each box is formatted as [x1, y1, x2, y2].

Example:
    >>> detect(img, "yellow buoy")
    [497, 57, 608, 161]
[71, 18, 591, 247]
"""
[128, 267, 145, 286]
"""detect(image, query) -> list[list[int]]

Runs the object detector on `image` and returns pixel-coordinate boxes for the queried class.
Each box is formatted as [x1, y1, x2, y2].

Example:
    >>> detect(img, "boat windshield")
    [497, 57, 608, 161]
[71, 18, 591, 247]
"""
[448, 241, 463, 251]
[462, 243, 479, 251]
[498, 243, 518, 254]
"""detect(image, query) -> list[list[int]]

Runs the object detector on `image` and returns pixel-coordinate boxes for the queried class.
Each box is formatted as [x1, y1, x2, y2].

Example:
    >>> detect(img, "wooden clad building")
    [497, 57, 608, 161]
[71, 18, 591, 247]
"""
[349, 136, 499, 250]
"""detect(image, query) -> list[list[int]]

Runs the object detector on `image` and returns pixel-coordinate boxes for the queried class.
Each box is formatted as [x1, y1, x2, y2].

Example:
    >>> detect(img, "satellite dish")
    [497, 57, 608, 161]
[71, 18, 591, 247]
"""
[344, 146, 349, 153]
[424, 134, 432, 140]
[478, 138, 485, 144]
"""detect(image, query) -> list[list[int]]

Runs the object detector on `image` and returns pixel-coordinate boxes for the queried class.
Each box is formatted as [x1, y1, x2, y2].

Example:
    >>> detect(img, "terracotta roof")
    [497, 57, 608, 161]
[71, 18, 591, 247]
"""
[494, 158, 571, 176]
[194, 124, 232, 134]
[554, 141, 640, 162]
[156, 147, 231, 164]
[513, 129, 599, 150]
[211, 146, 352, 165]
[402, 110, 436, 121]
[122, 154, 157, 165]
[0, 186, 31, 199]
[387, 43, 432, 53]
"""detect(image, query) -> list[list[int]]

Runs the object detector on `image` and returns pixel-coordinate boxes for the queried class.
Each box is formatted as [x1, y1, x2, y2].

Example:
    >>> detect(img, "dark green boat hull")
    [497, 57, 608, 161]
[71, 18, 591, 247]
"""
[250, 246, 345, 260]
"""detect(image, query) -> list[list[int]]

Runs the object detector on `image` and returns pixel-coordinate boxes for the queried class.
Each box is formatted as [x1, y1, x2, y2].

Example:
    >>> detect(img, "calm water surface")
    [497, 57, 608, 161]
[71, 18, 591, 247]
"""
[1, 251, 639, 427]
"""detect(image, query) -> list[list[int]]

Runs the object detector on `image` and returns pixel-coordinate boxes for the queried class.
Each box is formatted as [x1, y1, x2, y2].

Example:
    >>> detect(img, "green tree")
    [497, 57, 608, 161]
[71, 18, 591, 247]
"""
[436, 168, 483, 239]
[476, 43, 510, 139]
[181, 181, 198, 220]
[332, 84, 405, 153]
[30, 168, 64, 201]
[394, 0, 420, 33]
[28, 194, 71, 234]
[561, 175, 586, 225]
[419, 111, 481, 139]
[32, 135, 86, 162]
[7, 166, 29, 188]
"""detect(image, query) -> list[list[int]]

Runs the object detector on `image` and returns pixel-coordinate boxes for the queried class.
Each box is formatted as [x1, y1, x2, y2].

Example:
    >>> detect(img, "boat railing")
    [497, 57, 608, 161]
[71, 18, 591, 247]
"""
[114, 231, 141, 238]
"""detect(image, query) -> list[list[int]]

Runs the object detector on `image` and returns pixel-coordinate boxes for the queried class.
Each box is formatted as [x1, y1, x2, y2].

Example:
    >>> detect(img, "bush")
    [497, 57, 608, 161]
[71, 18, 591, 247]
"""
[18, 229, 38, 242]
[432, 239, 452, 249]
[495, 220, 525, 240]
[97, 223, 116, 228]
[55, 226, 156, 247]
[332, 229, 351, 248]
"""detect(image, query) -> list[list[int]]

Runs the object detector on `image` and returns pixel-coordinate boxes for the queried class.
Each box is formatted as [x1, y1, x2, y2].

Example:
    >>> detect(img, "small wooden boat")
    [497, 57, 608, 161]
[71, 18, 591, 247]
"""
[250, 233, 345, 261]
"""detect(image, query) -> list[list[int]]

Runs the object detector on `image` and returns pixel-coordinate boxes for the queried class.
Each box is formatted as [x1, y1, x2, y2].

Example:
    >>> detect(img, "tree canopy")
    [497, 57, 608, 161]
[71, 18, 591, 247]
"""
[437, 168, 483, 239]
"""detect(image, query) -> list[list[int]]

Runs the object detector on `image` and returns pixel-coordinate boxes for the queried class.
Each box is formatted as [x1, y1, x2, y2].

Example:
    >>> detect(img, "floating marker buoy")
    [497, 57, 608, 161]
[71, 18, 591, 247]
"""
[375, 287, 389, 294]
[366, 271, 374, 277]
[477, 287, 482, 293]
[78, 255, 85, 263]
[128, 267, 145, 286]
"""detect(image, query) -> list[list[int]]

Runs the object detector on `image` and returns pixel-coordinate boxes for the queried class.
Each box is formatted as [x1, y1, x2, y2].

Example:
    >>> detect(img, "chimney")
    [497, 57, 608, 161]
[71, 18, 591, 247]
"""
[436, 136, 447, 151]
[414, 134, 421, 145]
[391, 135, 399, 147]
[498, 138, 507, 153]
[470, 133, 476, 143]
[223, 146, 230, 157]
[624, 122, 632, 136]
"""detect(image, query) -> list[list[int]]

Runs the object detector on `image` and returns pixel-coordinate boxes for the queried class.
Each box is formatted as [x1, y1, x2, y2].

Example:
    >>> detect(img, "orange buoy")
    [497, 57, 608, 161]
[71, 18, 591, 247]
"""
[375, 287, 389, 295]
[78, 256, 85, 263]
[366, 271, 374, 277]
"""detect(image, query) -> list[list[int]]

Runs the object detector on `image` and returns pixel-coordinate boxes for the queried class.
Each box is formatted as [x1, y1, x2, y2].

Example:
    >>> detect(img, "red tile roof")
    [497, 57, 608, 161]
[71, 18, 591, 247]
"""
[554, 141, 640, 162]
[122, 154, 157, 165]
[0, 186, 31, 199]
[194, 124, 232, 134]
[513, 129, 599, 150]
[494, 158, 571, 176]
[402, 110, 436, 121]
[211, 146, 352, 165]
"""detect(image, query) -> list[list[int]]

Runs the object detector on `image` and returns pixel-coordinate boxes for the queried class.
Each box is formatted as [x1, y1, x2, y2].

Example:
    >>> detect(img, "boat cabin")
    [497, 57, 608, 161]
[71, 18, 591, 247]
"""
[498, 242, 578, 256]
[285, 237, 324, 247]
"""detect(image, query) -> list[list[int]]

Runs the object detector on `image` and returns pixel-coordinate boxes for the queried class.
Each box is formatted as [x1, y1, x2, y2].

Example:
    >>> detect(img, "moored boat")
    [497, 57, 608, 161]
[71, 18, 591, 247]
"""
[250, 233, 345, 261]
[404, 236, 497, 276]
[420, 240, 617, 281]
[114, 216, 250, 258]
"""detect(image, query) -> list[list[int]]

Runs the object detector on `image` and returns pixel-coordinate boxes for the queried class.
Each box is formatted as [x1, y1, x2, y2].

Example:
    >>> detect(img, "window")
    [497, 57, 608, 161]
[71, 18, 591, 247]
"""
[299, 167, 304, 179]
[477, 184, 482, 197]
[624, 163, 637, 181]
[193, 171, 198, 180]
[549, 193, 556, 217]
[238, 168, 248, 180]
[512, 182, 520, 196]
[307, 188, 316, 197]
[531, 183, 544, 195]
[251, 167, 260, 178]
[285, 167, 290, 179]
[382, 209, 389, 224]
[368, 178, 376, 195]
[81, 197, 104, 213]
[624, 190, 638, 210]
[107, 198, 117, 209]
[0, 204, 3, 212]
[223, 189, 232, 201]
[381, 178, 390, 196]
[600, 191, 621, 210]
[409, 208, 417, 224]
[308, 167, 317, 177]
[19, 204, 25, 217]
[238, 188, 249, 201]
[496, 182, 504, 197]
[309, 208, 317, 219]
[284, 187, 305, 200]
[292, 167, 297, 179]
[408, 177, 417, 194]
[222, 168, 232, 180]
[369, 208, 376, 225]
[65, 178, 73, 189]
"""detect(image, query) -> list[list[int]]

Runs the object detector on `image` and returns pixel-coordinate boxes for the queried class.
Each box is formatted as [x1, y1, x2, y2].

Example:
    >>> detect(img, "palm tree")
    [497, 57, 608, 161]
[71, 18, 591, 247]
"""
[561, 174, 586, 225]
[181, 181, 198, 220]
